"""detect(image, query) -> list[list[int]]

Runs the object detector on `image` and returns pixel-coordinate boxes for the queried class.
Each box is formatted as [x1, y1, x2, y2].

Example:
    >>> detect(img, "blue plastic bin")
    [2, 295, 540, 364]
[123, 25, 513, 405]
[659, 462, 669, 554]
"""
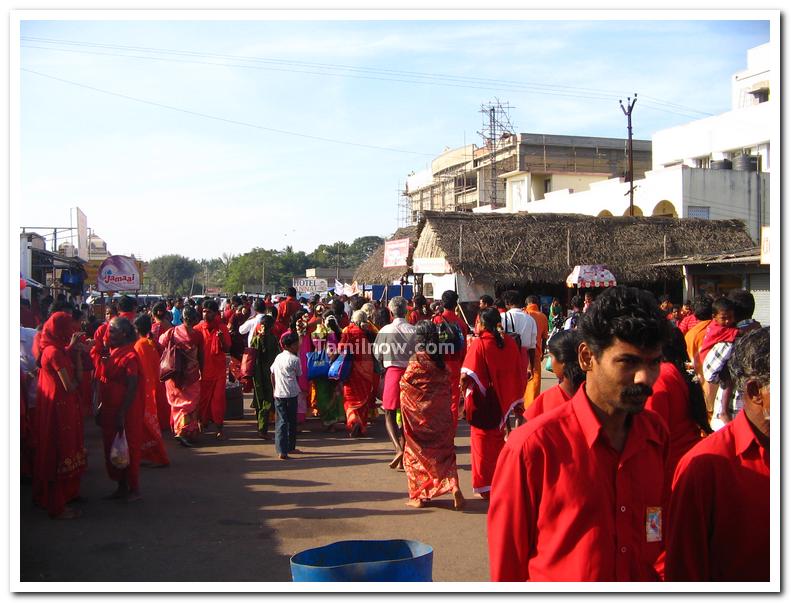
[290, 539, 433, 582]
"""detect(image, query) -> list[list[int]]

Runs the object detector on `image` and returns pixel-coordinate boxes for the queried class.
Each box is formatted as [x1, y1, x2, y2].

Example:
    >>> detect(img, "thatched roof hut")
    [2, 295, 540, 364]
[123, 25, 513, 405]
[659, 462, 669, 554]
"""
[412, 211, 755, 286]
[353, 225, 420, 284]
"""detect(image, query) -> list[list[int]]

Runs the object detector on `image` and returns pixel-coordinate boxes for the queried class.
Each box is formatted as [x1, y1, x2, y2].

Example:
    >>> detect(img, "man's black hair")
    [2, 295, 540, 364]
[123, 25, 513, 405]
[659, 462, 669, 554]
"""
[502, 290, 521, 307]
[231, 295, 242, 306]
[253, 299, 266, 313]
[203, 299, 220, 313]
[286, 286, 297, 297]
[134, 313, 152, 337]
[118, 295, 136, 312]
[579, 286, 671, 357]
[479, 294, 494, 306]
[569, 295, 583, 311]
[727, 289, 756, 322]
[183, 306, 200, 325]
[441, 290, 459, 310]
[525, 294, 540, 306]
[658, 294, 672, 304]
[692, 295, 714, 320]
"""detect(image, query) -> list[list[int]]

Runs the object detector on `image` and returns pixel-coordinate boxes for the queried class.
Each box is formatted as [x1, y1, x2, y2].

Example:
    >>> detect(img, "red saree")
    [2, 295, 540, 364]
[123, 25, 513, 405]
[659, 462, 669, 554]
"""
[33, 312, 87, 517]
[195, 318, 231, 427]
[149, 321, 173, 431]
[98, 343, 145, 492]
[160, 325, 203, 439]
[134, 337, 170, 466]
[461, 332, 527, 495]
[400, 352, 459, 502]
[339, 324, 375, 435]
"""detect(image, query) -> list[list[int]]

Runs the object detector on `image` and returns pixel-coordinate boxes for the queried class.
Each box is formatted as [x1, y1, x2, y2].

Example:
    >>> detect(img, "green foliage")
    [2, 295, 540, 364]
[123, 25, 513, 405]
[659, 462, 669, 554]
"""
[148, 234, 386, 296]
[146, 254, 200, 296]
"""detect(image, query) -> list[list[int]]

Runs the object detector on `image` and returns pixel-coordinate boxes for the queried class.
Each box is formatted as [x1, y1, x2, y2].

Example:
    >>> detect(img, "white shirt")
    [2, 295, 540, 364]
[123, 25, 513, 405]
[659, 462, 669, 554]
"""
[238, 313, 265, 346]
[503, 308, 537, 349]
[373, 318, 417, 369]
[270, 350, 302, 398]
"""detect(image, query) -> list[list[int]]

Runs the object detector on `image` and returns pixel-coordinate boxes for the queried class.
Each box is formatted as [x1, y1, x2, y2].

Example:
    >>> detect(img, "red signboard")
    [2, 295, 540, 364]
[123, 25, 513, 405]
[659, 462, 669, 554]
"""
[383, 238, 410, 268]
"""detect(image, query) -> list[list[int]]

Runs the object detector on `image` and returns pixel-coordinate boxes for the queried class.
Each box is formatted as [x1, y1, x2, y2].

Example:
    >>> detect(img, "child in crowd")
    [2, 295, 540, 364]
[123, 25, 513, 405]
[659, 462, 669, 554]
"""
[270, 333, 303, 460]
[698, 297, 739, 366]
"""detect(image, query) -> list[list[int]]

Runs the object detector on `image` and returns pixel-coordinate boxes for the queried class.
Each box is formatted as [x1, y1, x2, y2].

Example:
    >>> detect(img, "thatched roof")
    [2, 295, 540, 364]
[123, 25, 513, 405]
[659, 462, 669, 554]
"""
[412, 211, 755, 285]
[353, 225, 420, 284]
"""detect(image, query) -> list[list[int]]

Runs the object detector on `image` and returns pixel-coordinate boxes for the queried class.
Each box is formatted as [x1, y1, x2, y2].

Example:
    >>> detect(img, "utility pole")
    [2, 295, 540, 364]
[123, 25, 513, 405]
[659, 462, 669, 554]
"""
[261, 262, 266, 294]
[336, 242, 341, 280]
[620, 94, 637, 217]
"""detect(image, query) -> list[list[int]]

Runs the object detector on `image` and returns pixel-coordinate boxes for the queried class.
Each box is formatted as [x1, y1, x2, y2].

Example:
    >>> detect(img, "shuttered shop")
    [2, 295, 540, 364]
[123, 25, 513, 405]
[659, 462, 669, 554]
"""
[749, 272, 770, 326]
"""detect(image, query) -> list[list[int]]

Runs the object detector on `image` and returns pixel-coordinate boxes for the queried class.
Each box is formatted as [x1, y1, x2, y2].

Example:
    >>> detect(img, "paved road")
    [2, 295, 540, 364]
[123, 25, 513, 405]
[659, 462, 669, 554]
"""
[19, 372, 557, 583]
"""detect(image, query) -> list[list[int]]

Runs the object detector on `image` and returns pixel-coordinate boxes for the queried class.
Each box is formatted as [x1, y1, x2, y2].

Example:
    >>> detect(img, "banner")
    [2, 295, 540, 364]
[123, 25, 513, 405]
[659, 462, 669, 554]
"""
[383, 238, 410, 268]
[76, 208, 89, 261]
[97, 255, 141, 292]
[413, 256, 451, 274]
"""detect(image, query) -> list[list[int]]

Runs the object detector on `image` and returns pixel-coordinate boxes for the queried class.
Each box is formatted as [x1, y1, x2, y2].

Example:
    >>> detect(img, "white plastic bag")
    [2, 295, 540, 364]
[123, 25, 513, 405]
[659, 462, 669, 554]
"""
[110, 430, 130, 469]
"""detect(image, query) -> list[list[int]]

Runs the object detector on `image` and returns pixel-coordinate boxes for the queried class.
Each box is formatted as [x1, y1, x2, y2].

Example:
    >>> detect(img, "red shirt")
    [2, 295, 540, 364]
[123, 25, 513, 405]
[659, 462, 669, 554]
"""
[644, 362, 705, 487]
[488, 385, 669, 581]
[665, 410, 769, 581]
[677, 314, 699, 335]
[523, 383, 572, 421]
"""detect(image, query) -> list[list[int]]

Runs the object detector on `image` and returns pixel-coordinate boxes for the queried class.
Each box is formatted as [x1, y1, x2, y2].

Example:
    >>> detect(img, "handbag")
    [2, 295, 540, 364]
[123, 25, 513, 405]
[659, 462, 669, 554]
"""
[306, 349, 331, 380]
[159, 330, 183, 382]
[327, 351, 353, 382]
[240, 346, 258, 379]
[110, 430, 130, 469]
[464, 381, 502, 430]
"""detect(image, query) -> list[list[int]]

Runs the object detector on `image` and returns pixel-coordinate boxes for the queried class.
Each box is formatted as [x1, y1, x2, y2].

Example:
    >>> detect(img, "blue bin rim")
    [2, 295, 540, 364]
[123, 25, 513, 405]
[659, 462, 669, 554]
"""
[290, 539, 433, 570]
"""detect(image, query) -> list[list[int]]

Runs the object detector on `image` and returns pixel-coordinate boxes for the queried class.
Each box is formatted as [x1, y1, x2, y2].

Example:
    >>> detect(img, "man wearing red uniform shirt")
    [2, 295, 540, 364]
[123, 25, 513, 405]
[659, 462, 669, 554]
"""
[274, 287, 303, 339]
[195, 299, 231, 440]
[432, 290, 469, 428]
[488, 286, 671, 581]
[666, 326, 770, 582]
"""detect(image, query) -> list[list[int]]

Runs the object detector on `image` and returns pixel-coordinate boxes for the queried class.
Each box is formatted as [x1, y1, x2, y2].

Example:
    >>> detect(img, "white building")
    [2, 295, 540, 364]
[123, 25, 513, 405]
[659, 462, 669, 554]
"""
[491, 43, 774, 243]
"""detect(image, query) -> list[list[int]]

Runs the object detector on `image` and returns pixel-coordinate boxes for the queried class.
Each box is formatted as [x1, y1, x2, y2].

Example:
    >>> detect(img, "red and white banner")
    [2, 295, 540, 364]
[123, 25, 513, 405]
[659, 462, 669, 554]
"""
[97, 255, 141, 292]
[383, 238, 410, 268]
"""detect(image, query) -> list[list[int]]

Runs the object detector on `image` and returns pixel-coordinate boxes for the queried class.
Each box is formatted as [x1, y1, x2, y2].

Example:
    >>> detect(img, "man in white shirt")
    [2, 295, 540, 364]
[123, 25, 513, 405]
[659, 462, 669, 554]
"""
[502, 290, 537, 380]
[238, 299, 268, 347]
[373, 296, 417, 470]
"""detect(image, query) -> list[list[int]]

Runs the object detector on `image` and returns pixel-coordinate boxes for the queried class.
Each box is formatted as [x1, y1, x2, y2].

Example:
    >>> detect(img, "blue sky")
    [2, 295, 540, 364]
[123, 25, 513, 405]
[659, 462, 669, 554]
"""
[17, 15, 770, 261]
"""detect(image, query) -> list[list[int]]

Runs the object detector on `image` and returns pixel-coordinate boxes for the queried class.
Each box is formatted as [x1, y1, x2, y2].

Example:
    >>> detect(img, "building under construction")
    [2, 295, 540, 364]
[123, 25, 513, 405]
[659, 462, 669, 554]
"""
[403, 131, 652, 224]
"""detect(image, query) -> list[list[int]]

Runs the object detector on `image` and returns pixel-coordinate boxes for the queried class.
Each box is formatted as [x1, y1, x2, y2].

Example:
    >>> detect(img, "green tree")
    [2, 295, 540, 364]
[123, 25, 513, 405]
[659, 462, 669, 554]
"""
[147, 254, 200, 296]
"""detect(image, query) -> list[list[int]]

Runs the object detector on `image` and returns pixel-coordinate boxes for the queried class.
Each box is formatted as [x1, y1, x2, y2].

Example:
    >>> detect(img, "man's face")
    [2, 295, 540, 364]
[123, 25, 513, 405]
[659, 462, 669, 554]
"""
[660, 300, 671, 312]
[176, 300, 183, 309]
[479, 300, 489, 310]
[582, 338, 662, 415]
[108, 323, 124, 348]
[203, 308, 217, 322]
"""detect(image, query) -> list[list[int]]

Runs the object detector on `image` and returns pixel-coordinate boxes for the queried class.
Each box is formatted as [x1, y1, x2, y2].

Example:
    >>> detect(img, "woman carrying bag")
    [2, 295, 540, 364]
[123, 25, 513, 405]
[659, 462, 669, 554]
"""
[460, 308, 527, 500]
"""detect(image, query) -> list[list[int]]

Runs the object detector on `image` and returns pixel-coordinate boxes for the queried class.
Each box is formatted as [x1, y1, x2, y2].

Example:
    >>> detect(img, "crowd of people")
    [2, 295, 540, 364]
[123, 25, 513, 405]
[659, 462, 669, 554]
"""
[20, 282, 770, 582]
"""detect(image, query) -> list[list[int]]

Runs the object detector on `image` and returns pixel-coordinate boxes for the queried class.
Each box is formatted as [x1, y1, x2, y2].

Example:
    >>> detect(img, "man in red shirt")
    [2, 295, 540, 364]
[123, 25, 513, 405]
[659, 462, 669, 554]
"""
[488, 286, 671, 581]
[274, 287, 303, 339]
[665, 326, 770, 582]
[195, 299, 231, 440]
[432, 290, 469, 428]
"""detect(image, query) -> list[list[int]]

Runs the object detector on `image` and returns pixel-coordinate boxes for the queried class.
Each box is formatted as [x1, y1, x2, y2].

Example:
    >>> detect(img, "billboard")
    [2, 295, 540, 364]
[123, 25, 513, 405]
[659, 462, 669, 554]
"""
[97, 255, 141, 291]
[383, 238, 410, 268]
[76, 207, 88, 261]
[293, 277, 329, 295]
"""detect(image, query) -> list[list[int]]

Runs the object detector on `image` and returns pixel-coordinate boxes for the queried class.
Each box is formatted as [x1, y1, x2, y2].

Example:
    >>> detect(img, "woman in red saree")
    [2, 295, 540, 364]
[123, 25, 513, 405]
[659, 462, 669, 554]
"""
[97, 316, 145, 501]
[400, 321, 465, 510]
[149, 300, 174, 432]
[133, 314, 170, 467]
[339, 310, 376, 437]
[159, 307, 204, 446]
[460, 308, 527, 499]
[33, 311, 87, 519]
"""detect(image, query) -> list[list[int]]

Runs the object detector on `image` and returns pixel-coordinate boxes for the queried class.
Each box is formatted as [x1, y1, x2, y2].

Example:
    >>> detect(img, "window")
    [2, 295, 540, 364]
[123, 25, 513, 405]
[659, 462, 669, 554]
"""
[687, 206, 710, 220]
[544, 178, 551, 194]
